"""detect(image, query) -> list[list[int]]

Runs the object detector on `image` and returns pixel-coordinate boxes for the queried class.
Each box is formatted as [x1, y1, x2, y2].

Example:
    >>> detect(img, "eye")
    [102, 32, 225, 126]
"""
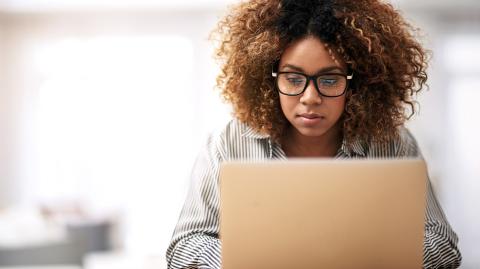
[285, 75, 306, 86]
[318, 76, 341, 87]
[319, 79, 338, 86]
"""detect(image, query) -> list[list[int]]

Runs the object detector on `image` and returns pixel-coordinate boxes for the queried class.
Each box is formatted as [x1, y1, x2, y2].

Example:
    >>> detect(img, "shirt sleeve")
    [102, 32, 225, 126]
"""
[399, 128, 462, 269]
[166, 133, 224, 269]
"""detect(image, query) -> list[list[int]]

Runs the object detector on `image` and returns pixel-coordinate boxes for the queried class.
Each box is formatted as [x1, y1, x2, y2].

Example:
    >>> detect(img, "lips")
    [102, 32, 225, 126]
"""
[298, 113, 323, 119]
[296, 113, 325, 126]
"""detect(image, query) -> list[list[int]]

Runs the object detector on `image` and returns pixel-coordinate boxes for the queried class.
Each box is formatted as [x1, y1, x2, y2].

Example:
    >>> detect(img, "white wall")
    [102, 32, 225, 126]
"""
[0, 14, 7, 207]
[0, 0, 237, 12]
[0, 14, 17, 208]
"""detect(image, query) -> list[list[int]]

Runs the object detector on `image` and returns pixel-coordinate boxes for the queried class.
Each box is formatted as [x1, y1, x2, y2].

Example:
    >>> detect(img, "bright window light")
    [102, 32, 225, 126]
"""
[30, 35, 197, 254]
[444, 35, 480, 74]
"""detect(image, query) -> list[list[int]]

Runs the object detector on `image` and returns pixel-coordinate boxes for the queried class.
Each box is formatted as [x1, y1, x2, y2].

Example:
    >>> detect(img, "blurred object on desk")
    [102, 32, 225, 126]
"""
[0, 203, 115, 267]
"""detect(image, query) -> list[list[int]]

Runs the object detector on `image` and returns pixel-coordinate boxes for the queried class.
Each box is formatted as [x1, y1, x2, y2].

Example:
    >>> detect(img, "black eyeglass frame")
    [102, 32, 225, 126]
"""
[271, 71, 354, 97]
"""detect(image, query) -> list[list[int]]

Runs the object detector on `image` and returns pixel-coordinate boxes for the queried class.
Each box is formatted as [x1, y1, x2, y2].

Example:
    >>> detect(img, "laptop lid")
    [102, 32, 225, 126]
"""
[220, 159, 427, 269]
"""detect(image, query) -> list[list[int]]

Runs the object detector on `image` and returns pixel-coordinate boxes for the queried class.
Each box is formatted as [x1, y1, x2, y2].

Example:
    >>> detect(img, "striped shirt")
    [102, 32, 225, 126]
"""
[166, 119, 462, 269]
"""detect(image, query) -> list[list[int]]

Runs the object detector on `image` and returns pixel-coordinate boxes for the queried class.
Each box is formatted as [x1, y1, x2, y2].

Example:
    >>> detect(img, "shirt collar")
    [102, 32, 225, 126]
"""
[241, 123, 367, 157]
[339, 137, 367, 157]
[241, 124, 270, 139]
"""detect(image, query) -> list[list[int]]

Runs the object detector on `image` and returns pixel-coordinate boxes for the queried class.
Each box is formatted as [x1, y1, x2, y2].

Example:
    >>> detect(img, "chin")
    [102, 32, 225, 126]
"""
[295, 126, 330, 138]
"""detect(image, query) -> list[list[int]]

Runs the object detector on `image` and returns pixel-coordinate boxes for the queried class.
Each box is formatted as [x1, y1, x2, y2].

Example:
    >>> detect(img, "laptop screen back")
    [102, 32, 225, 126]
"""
[220, 159, 427, 269]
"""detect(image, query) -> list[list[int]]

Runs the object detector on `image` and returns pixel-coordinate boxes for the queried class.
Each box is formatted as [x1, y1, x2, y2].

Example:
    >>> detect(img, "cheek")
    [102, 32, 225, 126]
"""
[332, 97, 346, 115]
[324, 96, 346, 117]
[279, 95, 297, 116]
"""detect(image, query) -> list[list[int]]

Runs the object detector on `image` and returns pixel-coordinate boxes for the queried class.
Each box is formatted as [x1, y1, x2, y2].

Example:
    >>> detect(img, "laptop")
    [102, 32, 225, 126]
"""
[219, 159, 427, 269]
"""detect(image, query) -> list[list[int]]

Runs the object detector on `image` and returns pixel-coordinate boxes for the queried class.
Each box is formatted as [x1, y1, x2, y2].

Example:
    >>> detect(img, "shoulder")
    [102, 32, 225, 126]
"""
[366, 126, 421, 158]
[209, 118, 259, 144]
[208, 119, 271, 160]
[395, 127, 421, 157]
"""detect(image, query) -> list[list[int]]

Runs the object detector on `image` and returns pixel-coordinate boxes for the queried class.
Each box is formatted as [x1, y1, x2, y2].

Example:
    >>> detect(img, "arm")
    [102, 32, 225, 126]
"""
[398, 129, 462, 268]
[166, 134, 224, 269]
[167, 235, 221, 269]
[423, 180, 462, 269]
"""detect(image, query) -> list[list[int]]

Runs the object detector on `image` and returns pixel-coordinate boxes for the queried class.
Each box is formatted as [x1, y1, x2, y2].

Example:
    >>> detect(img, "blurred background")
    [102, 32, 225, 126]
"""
[0, 0, 479, 268]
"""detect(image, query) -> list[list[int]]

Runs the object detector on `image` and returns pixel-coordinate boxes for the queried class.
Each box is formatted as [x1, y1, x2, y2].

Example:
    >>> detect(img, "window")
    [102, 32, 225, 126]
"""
[27, 35, 206, 253]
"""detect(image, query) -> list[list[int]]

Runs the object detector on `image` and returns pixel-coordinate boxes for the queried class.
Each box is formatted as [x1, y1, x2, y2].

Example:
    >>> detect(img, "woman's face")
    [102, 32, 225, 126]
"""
[278, 36, 347, 139]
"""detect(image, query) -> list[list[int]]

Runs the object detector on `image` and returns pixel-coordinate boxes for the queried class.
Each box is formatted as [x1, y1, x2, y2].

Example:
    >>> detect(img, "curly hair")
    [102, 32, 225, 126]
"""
[212, 0, 429, 144]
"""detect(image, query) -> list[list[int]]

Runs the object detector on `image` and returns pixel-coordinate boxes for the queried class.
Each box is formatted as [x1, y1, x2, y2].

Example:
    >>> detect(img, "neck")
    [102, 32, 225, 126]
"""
[282, 124, 343, 158]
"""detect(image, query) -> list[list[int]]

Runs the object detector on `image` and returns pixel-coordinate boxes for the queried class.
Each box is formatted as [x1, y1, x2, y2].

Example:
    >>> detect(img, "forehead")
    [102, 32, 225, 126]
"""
[279, 36, 346, 72]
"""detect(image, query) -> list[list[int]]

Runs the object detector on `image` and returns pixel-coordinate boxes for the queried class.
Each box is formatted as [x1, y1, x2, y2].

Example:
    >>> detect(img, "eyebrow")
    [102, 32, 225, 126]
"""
[280, 64, 345, 75]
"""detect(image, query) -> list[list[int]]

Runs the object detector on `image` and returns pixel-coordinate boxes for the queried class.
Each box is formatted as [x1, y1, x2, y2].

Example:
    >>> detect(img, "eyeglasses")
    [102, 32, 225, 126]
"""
[272, 71, 353, 97]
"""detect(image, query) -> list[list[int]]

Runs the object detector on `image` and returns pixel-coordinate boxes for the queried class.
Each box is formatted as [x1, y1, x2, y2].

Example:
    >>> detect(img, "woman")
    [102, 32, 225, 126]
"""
[166, 0, 462, 268]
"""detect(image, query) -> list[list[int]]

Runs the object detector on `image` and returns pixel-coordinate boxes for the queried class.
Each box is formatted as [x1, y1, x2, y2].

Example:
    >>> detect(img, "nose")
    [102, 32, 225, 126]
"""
[300, 79, 322, 105]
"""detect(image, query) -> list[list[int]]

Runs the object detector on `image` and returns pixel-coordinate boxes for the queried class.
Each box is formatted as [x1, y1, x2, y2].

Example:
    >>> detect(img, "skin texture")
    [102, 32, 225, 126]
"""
[278, 36, 347, 157]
